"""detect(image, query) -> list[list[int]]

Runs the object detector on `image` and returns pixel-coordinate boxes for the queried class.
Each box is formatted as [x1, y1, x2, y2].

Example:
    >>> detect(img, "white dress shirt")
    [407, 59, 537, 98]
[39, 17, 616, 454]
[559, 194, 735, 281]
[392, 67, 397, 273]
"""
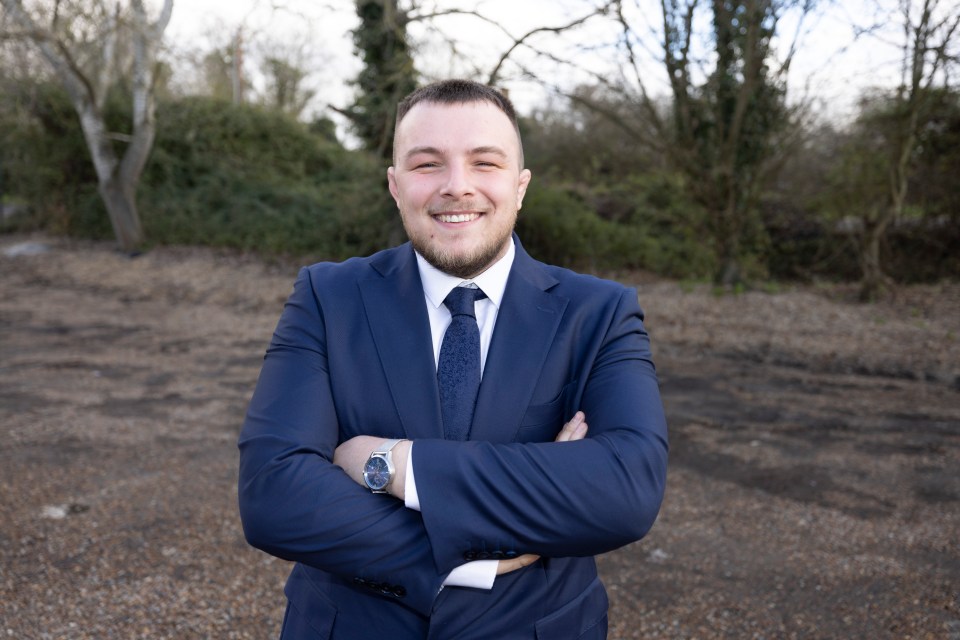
[403, 239, 516, 590]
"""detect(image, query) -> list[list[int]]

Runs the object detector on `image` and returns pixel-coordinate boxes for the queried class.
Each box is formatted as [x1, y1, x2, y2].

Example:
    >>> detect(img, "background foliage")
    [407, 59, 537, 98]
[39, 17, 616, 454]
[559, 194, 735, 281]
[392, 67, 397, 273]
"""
[1, 0, 958, 285]
[0, 79, 719, 277]
[2, 74, 958, 282]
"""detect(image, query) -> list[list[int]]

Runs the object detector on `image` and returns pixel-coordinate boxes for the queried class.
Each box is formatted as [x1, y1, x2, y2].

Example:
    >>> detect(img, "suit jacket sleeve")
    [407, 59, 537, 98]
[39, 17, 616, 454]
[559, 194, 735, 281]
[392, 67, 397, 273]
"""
[237, 267, 444, 616]
[413, 286, 669, 575]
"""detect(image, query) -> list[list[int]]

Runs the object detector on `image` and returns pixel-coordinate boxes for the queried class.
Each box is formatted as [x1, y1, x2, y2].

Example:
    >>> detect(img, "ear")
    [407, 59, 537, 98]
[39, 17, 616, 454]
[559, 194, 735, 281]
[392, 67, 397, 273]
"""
[387, 166, 401, 207]
[516, 169, 532, 210]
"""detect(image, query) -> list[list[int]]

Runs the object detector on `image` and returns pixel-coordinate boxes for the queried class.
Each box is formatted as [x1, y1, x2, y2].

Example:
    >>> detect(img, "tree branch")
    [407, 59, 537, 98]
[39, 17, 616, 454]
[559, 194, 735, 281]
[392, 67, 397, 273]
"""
[614, 0, 667, 142]
[0, 0, 97, 108]
[486, 0, 618, 85]
[407, 3, 619, 86]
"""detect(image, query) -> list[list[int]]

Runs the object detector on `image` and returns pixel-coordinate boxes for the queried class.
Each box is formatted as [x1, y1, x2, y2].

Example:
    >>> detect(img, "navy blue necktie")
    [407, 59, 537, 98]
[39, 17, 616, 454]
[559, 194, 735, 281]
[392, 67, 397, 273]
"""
[438, 286, 487, 441]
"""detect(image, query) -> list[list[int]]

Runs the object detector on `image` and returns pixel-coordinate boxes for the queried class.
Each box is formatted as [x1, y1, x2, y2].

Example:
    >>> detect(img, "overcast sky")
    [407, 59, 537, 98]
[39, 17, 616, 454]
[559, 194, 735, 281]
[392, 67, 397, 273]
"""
[164, 0, 910, 128]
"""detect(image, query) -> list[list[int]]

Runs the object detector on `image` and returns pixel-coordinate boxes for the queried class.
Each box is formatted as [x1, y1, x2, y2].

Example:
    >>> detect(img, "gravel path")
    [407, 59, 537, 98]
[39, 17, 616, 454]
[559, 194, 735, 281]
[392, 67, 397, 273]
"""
[2, 235, 957, 639]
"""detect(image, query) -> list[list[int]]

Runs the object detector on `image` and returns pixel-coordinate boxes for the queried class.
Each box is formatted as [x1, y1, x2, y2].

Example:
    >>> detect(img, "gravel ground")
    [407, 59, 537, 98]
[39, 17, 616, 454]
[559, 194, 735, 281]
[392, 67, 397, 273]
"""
[1, 234, 958, 639]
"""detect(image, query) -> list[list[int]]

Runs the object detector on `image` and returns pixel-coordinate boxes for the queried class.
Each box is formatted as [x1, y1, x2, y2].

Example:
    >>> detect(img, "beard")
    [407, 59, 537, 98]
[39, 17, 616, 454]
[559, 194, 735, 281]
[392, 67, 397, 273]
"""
[404, 215, 516, 279]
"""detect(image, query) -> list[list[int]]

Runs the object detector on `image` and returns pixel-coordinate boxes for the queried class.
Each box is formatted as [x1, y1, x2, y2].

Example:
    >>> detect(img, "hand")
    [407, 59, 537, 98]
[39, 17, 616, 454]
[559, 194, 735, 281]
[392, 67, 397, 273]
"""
[496, 411, 589, 575]
[496, 551, 541, 575]
[555, 410, 588, 442]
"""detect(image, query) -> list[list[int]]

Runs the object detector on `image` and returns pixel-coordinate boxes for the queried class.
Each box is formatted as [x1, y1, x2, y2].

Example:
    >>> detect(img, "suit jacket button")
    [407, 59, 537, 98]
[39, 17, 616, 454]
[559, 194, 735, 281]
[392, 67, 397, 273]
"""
[477, 551, 490, 560]
[464, 551, 477, 561]
[392, 585, 406, 598]
[492, 551, 505, 560]
[504, 550, 518, 559]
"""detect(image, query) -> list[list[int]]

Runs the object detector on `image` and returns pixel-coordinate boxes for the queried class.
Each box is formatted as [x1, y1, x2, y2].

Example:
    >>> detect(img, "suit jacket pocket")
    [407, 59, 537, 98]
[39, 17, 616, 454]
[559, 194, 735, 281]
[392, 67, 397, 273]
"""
[516, 380, 578, 443]
[281, 565, 338, 639]
[535, 577, 609, 640]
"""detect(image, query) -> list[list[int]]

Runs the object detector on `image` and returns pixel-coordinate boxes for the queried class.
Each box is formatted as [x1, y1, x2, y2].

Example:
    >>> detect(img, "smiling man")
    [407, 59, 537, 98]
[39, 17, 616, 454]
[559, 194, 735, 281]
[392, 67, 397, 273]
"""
[238, 79, 668, 640]
[388, 91, 531, 279]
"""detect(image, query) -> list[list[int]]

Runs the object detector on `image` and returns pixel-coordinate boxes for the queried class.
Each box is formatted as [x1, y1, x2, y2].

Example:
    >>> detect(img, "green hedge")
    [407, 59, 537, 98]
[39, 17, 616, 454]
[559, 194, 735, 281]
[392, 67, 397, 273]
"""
[518, 174, 715, 279]
[0, 85, 713, 276]
[138, 96, 397, 260]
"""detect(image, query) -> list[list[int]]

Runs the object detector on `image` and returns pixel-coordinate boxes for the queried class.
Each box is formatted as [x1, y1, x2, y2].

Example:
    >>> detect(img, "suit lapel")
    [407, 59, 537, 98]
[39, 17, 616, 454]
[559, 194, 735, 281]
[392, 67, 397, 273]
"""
[359, 245, 444, 441]
[471, 242, 568, 443]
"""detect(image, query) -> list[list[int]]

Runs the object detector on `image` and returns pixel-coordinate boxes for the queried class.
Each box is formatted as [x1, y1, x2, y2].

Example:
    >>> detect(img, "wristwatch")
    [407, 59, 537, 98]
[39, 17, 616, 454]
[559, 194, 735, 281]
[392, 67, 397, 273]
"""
[363, 439, 403, 493]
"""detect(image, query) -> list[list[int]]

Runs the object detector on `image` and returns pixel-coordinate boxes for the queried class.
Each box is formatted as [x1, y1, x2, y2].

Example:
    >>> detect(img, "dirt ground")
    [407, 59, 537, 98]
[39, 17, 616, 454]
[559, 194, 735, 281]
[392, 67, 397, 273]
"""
[1, 233, 958, 639]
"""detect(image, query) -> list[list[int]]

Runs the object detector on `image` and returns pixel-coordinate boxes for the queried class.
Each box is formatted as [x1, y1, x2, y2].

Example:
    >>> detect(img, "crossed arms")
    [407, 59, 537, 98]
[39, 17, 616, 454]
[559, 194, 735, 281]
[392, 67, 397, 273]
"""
[332, 410, 591, 577]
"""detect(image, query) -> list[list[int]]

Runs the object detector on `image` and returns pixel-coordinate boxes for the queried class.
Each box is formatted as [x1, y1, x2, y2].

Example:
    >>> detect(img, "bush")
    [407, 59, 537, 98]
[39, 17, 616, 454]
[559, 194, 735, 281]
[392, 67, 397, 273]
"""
[0, 86, 398, 260]
[764, 210, 960, 283]
[593, 173, 716, 278]
[0, 81, 100, 234]
[518, 174, 715, 279]
[140, 96, 397, 260]
[517, 183, 613, 269]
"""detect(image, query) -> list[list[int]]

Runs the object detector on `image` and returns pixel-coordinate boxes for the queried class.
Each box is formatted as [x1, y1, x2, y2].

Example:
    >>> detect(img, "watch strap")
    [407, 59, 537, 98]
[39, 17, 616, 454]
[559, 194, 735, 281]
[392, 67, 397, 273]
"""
[374, 438, 403, 455]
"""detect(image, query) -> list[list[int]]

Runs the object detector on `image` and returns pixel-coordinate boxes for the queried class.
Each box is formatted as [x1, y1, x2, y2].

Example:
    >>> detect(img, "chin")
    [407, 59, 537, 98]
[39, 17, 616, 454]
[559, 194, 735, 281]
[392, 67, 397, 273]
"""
[415, 237, 507, 279]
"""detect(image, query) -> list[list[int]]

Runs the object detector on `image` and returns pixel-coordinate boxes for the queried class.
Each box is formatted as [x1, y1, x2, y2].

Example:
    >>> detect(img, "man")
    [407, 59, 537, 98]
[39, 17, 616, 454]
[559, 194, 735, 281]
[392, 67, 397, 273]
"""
[238, 79, 668, 639]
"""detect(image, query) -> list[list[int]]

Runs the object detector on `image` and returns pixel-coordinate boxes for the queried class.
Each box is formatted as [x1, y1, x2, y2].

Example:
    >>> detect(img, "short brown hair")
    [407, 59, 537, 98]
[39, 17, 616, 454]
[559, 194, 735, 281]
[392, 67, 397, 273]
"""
[394, 79, 524, 167]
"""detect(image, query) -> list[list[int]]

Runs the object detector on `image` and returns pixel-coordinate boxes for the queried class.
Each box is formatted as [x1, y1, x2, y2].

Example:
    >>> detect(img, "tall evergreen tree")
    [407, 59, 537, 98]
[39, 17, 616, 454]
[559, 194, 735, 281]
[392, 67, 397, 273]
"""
[346, 0, 418, 160]
[664, 0, 791, 285]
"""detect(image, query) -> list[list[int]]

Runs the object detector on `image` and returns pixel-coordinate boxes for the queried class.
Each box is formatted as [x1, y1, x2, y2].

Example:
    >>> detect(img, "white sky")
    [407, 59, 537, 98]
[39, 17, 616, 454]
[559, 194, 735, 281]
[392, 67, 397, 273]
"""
[163, 0, 913, 129]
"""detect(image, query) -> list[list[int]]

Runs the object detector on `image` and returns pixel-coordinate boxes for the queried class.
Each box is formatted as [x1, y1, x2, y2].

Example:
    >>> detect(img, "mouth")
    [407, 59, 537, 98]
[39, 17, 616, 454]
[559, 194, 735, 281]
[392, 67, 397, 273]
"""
[432, 211, 482, 224]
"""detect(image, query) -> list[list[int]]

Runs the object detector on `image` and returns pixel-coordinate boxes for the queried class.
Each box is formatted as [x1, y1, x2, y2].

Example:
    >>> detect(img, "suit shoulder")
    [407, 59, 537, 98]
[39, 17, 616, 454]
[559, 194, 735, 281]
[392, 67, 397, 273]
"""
[540, 262, 636, 299]
[299, 244, 410, 287]
[532, 262, 649, 326]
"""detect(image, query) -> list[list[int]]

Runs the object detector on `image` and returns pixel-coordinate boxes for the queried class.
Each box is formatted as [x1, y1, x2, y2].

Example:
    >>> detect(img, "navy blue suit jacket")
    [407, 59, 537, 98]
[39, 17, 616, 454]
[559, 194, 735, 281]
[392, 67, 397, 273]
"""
[238, 236, 668, 639]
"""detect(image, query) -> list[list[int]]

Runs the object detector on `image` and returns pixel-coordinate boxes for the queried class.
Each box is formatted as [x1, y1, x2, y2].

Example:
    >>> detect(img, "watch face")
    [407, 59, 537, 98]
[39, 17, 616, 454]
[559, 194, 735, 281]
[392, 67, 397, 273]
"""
[363, 455, 391, 491]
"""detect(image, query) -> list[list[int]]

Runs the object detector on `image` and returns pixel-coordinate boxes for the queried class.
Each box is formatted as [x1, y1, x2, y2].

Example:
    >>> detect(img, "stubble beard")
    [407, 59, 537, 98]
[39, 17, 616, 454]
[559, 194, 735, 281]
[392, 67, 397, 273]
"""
[405, 216, 516, 279]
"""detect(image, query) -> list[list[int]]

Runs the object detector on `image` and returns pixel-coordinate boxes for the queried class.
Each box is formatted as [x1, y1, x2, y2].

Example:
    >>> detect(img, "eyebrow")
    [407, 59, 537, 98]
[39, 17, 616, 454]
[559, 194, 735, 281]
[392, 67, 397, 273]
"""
[470, 146, 508, 158]
[404, 146, 442, 160]
[403, 145, 510, 160]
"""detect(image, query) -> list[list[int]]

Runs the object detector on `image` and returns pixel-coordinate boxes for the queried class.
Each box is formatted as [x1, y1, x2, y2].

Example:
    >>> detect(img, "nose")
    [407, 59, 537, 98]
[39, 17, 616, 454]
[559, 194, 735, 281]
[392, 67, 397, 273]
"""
[441, 163, 474, 199]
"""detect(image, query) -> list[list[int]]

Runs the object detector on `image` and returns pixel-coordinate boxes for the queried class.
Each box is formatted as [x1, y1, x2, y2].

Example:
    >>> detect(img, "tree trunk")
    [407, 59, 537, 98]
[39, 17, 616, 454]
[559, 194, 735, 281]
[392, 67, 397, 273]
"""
[716, 257, 742, 287]
[714, 231, 743, 287]
[712, 176, 744, 286]
[73, 105, 144, 253]
[858, 216, 888, 302]
[99, 177, 144, 254]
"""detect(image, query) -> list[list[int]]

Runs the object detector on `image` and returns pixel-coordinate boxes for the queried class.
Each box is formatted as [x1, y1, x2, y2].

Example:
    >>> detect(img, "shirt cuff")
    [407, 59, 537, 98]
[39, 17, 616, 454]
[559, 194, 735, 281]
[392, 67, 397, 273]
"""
[404, 443, 420, 511]
[404, 443, 496, 590]
[442, 560, 498, 589]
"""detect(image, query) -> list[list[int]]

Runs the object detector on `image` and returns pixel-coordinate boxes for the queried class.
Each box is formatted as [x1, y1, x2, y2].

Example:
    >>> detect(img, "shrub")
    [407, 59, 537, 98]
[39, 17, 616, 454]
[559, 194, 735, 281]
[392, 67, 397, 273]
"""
[140, 96, 396, 260]
[518, 174, 715, 279]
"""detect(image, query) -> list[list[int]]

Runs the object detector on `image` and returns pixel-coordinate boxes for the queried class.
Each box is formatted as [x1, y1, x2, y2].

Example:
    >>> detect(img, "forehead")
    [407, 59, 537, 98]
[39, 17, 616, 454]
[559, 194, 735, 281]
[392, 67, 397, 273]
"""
[395, 101, 520, 157]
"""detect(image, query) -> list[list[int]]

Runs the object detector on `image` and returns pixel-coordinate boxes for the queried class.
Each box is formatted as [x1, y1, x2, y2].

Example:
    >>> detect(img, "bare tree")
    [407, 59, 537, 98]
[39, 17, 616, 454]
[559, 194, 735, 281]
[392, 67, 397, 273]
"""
[407, 0, 619, 86]
[855, 0, 959, 300]
[603, 0, 817, 285]
[261, 52, 316, 118]
[1, 0, 174, 252]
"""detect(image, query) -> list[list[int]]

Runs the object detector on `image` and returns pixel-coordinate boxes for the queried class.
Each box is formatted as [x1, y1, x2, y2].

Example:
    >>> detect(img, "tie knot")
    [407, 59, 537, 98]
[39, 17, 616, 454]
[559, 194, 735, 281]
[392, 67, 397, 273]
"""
[443, 286, 486, 318]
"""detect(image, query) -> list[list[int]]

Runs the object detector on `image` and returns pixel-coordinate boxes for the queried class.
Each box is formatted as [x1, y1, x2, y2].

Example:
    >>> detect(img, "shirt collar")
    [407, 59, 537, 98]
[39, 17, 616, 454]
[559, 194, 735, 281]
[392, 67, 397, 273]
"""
[415, 238, 515, 310]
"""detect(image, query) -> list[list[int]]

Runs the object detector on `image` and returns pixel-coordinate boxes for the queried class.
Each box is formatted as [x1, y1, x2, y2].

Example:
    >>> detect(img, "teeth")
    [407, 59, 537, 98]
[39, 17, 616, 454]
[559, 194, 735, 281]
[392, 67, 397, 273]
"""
[436, 212, 480, 223]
